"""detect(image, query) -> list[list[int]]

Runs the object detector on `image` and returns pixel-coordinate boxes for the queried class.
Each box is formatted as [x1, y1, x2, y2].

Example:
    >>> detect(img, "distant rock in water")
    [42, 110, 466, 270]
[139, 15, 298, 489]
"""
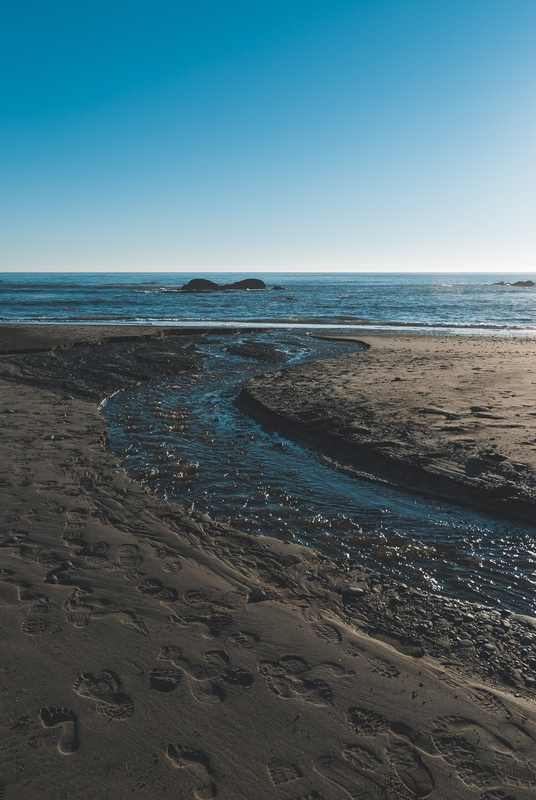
[181, 279, 221, 293]
[492, 280, 534, 287]
[181, 278, 267, 292]
[222, 279, 266, 291]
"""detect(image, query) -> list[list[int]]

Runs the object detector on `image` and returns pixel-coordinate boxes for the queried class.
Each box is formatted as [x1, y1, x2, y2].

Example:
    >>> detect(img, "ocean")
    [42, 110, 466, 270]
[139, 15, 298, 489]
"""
[1, 271, 535, 334]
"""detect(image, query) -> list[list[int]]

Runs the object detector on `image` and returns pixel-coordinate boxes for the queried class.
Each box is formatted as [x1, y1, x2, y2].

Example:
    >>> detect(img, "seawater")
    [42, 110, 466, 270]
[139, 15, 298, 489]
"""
[1, 271, 536, 334]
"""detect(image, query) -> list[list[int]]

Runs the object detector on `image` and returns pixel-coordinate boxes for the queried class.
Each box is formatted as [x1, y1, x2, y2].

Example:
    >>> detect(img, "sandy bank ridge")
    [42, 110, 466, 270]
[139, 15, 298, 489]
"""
[242, 333, 536, 524]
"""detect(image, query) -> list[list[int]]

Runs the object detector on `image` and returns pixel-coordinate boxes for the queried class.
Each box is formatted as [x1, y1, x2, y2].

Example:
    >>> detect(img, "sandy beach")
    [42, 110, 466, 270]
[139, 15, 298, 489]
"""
[1, 325, 536, 800]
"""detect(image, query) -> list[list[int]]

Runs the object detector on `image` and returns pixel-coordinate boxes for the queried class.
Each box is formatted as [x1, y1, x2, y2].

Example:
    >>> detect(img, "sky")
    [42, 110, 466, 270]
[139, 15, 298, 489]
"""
[1, 0, 535, 273]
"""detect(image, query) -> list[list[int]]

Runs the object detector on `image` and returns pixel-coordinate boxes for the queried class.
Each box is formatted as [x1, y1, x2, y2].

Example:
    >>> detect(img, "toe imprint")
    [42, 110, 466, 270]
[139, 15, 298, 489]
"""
[39, 706, 79, 755]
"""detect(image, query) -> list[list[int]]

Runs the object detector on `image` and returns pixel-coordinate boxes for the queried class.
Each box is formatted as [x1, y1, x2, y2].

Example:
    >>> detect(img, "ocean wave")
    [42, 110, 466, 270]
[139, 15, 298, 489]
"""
[1, 315, 534, 337]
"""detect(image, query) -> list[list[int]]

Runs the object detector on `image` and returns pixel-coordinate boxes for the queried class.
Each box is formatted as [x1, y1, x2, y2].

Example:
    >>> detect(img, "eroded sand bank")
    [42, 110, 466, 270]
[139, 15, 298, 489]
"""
[242, 334, 536, 523]
[1, 326, 536, 800]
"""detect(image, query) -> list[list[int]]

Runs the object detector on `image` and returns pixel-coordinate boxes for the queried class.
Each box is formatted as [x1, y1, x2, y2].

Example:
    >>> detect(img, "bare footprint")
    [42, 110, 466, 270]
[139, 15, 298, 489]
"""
[166, 742, 217, 798]
[39, 707, 79, 754]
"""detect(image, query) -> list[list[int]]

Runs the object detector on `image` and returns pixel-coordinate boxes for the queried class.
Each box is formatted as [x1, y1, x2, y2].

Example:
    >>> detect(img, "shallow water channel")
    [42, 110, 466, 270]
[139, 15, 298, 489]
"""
[102, 331, 536, 615]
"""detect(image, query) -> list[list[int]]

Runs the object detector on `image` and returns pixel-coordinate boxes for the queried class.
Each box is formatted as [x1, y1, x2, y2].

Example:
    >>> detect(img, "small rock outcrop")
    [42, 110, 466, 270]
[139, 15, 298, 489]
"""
[181, 279, 221, 293]
[181, 278, 267, 292]
[492, 280, 535, 287]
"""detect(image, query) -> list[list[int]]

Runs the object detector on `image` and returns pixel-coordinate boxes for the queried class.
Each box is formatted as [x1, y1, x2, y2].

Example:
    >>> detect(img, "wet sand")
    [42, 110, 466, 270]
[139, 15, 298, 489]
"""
[1, 325, 536, 800]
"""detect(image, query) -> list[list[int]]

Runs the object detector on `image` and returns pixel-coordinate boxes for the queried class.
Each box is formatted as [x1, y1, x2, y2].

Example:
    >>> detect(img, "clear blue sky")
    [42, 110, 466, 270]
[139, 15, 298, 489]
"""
[1, 1, 534, 272]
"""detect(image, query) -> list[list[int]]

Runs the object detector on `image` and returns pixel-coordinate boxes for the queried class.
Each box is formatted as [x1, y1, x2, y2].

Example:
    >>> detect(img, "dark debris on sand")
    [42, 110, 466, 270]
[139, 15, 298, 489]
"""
[226, 340, 290, 363]
[0, 336, 205, 402]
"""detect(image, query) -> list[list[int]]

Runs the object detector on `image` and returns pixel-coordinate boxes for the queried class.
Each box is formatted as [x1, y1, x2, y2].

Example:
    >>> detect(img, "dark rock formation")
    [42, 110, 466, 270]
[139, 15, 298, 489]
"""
[181, 278, 267, 292]
[492, 280, 534, 287]
[181, 279, 221, 293]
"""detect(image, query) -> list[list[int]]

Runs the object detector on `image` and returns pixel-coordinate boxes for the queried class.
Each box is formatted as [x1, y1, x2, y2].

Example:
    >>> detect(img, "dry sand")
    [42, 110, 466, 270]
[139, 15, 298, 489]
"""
[1, 326, 536, 800]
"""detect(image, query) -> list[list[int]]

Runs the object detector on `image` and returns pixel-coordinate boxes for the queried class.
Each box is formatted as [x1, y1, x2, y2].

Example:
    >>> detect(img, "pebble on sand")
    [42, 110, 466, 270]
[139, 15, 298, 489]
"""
[345, 586, 365, 598]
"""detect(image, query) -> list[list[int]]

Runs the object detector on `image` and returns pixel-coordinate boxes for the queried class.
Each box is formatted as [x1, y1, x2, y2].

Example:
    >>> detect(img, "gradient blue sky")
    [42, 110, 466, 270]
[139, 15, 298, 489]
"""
[1, 1, 535, 272]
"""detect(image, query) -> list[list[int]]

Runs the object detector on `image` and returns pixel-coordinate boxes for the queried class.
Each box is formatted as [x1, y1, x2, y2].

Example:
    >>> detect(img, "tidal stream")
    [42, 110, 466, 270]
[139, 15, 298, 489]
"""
[102, 331, 536, 615]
